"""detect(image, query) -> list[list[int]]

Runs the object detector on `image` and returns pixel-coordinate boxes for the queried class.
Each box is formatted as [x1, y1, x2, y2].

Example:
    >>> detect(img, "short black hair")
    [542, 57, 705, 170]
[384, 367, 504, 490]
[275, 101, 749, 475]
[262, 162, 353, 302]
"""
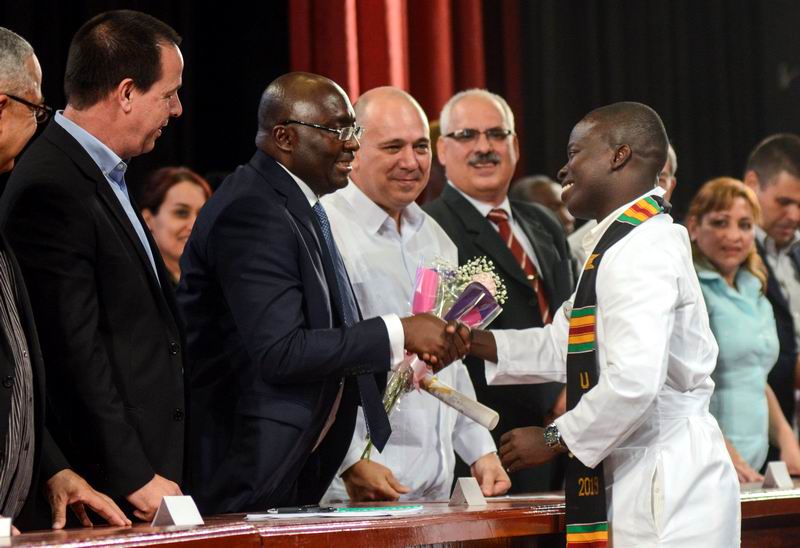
[64, 10, 181, 109]
[745, 133, 800, 187]
[585, 101, 668, 172]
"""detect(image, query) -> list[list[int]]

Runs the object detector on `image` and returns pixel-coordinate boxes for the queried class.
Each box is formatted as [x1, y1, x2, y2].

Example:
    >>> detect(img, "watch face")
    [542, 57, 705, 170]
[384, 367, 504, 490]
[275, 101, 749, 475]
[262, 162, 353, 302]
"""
[544, 424, 560, 447]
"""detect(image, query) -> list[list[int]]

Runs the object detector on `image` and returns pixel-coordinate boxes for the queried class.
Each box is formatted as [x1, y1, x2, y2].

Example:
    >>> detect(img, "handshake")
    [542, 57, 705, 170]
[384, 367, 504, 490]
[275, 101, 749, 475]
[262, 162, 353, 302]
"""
[400, 313, 472, 370]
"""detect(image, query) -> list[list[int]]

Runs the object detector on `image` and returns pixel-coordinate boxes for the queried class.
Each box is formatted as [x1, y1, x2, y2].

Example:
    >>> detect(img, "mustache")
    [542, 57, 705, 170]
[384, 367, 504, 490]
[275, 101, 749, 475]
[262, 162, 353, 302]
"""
[468, 152, 501, 166]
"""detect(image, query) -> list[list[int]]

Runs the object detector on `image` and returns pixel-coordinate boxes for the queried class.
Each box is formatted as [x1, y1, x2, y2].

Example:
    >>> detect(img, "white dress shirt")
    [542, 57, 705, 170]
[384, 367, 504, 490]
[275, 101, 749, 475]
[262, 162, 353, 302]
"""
[487, 188, 740, 546]
[321, 182, 496, 502]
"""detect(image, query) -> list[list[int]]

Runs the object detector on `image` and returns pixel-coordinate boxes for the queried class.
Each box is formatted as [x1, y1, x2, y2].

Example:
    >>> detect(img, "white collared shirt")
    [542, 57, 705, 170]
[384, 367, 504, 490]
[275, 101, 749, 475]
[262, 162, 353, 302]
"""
[448, 182, 544, 278]
[482, 189, 739, 545]
[320, 182, 496, 501]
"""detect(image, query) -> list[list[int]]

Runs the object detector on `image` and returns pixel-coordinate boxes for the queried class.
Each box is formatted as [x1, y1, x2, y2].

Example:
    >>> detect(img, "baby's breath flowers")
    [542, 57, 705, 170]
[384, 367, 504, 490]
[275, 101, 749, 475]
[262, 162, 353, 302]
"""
[457, 257, 507, 304]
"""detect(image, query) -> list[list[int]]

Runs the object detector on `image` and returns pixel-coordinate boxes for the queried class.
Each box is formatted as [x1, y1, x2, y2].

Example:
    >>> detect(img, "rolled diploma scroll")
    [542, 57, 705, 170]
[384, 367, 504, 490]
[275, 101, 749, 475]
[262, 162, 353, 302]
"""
[419, 374, 499, 431]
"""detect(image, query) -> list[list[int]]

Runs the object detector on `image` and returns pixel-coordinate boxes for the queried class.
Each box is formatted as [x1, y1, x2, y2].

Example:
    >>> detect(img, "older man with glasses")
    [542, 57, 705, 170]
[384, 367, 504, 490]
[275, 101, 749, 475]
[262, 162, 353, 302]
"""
[0, 26, 128, 532]
[424, 89, 574, 494]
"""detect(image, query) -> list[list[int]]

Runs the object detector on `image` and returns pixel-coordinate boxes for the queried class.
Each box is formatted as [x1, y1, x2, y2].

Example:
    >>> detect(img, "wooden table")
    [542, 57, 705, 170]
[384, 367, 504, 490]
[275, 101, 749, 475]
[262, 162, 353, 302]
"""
[5, 492, 800, 547]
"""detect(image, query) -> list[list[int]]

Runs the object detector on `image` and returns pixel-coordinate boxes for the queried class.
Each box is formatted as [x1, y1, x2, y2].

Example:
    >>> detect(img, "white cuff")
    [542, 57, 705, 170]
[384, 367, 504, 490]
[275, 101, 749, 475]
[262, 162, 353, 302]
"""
[381, 314, 405, 367]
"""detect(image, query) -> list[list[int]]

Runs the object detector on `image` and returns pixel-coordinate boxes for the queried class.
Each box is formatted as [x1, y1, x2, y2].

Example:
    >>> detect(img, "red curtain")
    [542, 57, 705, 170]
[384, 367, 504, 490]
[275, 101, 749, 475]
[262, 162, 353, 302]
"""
[288, 0, 520, 120]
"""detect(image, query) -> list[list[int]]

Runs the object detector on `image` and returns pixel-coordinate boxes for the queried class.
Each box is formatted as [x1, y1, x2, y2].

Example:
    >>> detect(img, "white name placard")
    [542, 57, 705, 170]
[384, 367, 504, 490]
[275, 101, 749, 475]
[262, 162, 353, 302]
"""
[449, 477, 487, 507]
[762, 461, 794, 490]
[151, 496, 204, 527]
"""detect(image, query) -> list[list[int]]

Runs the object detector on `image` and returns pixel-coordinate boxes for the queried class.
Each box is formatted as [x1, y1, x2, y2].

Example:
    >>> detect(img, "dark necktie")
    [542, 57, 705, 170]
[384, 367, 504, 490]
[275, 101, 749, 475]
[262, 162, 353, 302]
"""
[312, 202, 392, 451]
[487, 208, 551, 324]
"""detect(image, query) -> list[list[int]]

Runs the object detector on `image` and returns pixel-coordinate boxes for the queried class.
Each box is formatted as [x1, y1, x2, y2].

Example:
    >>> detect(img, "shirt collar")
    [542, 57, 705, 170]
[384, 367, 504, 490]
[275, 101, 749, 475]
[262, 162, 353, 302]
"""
[275, 161, 318, 207]
[581, 185, 666, 257]
[755, 225, 800, 257]
[448, 181, 514, 222]
[340, 180, 426, 236]
[695, 260, 762, 296]
[55, 111, 127, 187]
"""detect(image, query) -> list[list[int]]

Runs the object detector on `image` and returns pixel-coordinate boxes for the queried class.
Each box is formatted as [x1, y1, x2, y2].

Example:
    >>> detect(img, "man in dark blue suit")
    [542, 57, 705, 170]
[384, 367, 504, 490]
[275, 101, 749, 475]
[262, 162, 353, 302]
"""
[178, 72, 468, 514]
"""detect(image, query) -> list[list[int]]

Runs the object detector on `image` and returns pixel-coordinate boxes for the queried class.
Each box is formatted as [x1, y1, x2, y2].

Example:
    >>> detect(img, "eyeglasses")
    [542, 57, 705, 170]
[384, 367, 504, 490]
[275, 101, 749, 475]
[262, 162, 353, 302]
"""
[5, 94, 52, 124]
[444, 128, 513, 143]
[282, 119, 363, 142]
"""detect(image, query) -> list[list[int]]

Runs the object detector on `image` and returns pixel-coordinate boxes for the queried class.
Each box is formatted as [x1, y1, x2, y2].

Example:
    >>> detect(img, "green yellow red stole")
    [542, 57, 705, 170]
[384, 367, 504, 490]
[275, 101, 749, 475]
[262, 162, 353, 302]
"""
[565, 195, 667, 547]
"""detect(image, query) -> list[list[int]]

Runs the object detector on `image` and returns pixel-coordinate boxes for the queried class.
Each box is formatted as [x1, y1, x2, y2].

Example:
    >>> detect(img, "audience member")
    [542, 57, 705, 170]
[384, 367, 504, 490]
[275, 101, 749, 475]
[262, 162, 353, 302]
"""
[688, 177, 800, 482]
[510, 174, 575, 234]
[0, 11, 187, 522]
[177, 72, 469, 514]
[424, 89, 573, 493]
[322, 87, 509, 503]
[0, 25, 128, 533]
[570, 143, 678, 265]
[468, 102, 739, 545]
[744, 134, 800, 432]
[141, 167, 212, 286]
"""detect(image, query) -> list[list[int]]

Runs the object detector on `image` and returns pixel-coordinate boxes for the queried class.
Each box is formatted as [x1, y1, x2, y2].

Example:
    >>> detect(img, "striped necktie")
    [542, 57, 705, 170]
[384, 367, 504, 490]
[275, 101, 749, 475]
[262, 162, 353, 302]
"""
[487, 208, 551, 324]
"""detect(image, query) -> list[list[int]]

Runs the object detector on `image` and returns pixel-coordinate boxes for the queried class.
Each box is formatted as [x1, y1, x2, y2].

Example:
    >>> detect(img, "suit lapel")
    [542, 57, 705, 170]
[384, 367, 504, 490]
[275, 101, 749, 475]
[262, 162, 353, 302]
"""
[442, 185, 532, 288]
[249, 152, 347, 325]
[757, 239, 791, 314]
[44, 123, 165, 293]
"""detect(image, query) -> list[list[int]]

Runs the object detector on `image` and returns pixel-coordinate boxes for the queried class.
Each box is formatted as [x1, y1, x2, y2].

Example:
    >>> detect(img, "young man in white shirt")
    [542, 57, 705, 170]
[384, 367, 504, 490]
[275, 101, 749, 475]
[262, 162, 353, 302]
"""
[468, 102, 739, 546]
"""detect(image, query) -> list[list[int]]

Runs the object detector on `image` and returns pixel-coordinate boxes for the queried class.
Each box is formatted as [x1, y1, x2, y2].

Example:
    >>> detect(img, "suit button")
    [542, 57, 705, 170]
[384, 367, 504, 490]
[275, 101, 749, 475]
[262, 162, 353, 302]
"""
[169, 341, 180, 355]
[2, 376, 13, 388]
[173, 408, 184, 421]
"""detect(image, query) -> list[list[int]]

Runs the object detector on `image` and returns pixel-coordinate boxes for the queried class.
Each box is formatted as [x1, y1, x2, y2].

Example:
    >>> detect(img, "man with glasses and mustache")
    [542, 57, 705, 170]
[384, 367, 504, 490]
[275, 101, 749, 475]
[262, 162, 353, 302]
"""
[0, 27, 128, 532]
[424, 89, 574, 493]
[178, 73, 471, 513]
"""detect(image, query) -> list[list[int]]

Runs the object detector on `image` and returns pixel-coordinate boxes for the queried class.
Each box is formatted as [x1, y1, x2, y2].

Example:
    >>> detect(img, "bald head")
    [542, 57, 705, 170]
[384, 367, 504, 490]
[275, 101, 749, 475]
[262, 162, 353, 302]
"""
[558, 102, 669, 221]
[255, 72, 359, 197]
[349, 86, 431, 224]
[354, 86, 428, 133]
[255, 72, 352, 148]
[583, 101, 668, 176]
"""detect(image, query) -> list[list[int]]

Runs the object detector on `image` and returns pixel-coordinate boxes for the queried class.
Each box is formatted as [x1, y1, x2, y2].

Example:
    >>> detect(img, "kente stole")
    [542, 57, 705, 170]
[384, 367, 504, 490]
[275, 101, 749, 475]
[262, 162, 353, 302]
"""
[565, 195, 667, 548]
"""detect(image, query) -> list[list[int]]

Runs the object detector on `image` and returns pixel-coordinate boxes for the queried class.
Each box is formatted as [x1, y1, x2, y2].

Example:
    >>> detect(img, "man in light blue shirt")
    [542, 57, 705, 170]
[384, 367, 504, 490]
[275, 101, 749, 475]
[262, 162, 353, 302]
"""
[1, 10, 187, 524]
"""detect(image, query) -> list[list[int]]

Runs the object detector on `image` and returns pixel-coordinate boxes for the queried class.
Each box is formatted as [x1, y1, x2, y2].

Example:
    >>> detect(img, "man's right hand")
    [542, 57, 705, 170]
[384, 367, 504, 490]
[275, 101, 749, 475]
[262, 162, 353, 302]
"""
[401, 314, 470, 370]
[341, 460, 411, 502]
[126, 474, 182, 521]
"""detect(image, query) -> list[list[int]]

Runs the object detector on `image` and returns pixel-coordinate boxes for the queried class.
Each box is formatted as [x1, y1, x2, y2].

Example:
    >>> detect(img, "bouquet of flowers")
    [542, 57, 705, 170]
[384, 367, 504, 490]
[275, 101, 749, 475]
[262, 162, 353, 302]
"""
[362, 257, 507, 460]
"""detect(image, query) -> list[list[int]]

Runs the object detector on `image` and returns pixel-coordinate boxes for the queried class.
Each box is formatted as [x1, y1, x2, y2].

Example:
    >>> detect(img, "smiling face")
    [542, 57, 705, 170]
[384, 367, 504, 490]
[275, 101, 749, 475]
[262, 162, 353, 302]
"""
[437, 94, 519, 205]
[122, 43, 183, 158]
[142, 180, 208, 279]
[557, 118, 615, 220]
[351, 93, 431, 219]
[689, 197, 756, 284]
[285, 85, 360, 197]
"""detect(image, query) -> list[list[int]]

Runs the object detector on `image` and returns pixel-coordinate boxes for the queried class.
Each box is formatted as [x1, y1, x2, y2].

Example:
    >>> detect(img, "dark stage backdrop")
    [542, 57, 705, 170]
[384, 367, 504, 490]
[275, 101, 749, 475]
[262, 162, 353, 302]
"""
[0, 0, 290, 197]
[2, 0, 800, 218]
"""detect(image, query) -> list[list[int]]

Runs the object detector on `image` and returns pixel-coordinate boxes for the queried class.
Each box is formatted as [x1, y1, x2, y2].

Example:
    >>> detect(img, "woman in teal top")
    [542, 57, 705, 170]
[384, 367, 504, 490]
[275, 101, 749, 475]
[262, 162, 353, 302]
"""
[688, 177, 800, 482]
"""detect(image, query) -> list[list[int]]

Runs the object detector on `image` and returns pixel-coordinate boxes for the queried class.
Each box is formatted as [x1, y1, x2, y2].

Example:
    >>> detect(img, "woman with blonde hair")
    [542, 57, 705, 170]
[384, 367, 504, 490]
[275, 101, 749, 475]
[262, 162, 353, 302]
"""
[688, 176, 800, 482]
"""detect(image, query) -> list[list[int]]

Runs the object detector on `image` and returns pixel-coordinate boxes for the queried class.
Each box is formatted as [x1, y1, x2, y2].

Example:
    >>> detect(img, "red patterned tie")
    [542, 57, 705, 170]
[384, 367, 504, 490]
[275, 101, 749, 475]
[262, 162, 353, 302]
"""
[487, 208, 551, 324]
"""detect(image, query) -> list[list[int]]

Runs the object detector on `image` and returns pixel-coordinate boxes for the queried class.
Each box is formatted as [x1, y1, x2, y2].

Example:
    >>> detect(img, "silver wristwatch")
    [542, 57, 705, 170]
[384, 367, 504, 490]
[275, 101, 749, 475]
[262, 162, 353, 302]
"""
[543, 422, 566, 450]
